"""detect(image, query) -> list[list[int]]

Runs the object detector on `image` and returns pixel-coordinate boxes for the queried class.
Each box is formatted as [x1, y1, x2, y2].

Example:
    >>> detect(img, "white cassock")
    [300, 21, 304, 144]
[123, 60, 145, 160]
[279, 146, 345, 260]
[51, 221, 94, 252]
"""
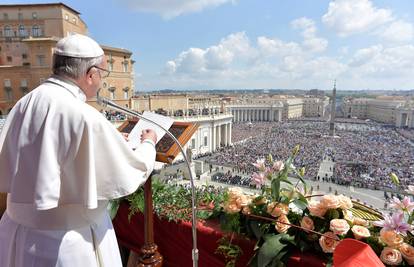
[0, 76, 156, 267]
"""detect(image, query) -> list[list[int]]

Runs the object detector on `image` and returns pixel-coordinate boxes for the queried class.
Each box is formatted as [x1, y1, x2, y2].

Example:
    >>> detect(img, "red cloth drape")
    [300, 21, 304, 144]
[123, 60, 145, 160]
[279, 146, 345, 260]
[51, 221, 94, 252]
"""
[113, 202, 326, 267]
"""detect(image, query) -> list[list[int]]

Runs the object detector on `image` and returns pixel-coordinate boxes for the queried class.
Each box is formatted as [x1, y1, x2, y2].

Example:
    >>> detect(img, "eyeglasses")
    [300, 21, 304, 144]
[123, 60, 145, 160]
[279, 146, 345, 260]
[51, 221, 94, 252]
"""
[87, 65, 110, 78]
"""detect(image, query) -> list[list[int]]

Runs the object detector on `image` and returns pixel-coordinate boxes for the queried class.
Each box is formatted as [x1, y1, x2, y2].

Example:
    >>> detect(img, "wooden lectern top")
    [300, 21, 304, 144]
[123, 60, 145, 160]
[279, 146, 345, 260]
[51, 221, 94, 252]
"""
[118, 119, 199, 163]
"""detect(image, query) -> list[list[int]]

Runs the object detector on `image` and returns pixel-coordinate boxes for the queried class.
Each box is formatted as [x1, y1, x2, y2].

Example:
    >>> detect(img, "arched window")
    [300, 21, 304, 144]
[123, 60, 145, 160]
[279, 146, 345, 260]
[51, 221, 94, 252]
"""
[32, 25, 41, 37]
[4, 25, 13, 37]
[19, 25, 27, 37]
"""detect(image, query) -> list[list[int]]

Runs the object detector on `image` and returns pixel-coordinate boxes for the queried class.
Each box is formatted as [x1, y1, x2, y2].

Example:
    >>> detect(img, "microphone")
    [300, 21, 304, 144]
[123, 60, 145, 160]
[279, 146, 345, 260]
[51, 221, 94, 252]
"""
[97, 96, 199, 267]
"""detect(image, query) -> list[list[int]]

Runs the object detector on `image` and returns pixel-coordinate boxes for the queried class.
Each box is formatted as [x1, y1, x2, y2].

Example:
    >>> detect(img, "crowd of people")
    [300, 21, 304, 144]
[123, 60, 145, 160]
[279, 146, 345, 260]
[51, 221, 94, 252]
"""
[205, 121, 414, 192]
[211, 172, 251, 187]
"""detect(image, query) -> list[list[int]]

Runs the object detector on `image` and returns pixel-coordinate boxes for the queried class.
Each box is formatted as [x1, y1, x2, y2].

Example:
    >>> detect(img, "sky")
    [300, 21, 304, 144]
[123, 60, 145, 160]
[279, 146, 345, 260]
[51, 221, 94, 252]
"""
[6, 0, 414, 91]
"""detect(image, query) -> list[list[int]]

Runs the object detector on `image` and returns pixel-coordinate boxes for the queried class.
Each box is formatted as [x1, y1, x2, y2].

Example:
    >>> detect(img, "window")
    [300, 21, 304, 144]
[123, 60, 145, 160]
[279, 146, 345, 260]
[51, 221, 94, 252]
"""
[72, 18, 77, 24]
[36, 55, 45, 66]
[18, 13, 23, 20]
[22, 53, 27, 59]
[5, 89, 12, 101]
[204, 136, 208, 146]
[3, 13, 8, 20]
[21, 79, 28, 95]
[65, 14, 69, 20]
[32, 25, 41, 37]
[108, 54, 114, 71]
[123, 89, 129, 99]
[123, 62, 128, 72]
[19, 25, 27, 37]
[4, 25, 12, 37]
[32, 12, 37, 19]
[191, 139, 196, 149]
[108, 87, 115, 99]
[6, 56, 12, 62]
[4, 79, 11, 88]
[4, 79, 12, 101]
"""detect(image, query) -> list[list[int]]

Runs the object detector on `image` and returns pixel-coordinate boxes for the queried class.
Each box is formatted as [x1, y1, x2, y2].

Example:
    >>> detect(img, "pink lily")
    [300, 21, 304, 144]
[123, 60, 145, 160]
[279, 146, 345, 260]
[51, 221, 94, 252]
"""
[251, 172, 265, 189]
[252, 158, 266, 171]
[373, 212, 412, 236]
[390, 196, 414, 213]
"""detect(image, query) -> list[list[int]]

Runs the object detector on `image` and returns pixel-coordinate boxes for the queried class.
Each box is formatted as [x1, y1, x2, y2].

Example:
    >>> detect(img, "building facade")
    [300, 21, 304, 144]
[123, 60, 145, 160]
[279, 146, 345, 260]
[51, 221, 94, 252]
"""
[0, 3, 134, 115]
[342, 96, 414, 128]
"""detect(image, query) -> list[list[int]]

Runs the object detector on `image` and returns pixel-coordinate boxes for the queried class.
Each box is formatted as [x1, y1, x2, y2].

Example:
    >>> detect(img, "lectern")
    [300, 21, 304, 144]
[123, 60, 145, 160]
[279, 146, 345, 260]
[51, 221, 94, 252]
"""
[118, 119, 199, 267]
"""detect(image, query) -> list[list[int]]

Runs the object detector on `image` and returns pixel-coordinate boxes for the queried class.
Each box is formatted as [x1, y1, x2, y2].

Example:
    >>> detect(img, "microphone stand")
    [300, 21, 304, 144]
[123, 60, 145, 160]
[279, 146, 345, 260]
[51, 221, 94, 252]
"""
[97, 97, 199, 267]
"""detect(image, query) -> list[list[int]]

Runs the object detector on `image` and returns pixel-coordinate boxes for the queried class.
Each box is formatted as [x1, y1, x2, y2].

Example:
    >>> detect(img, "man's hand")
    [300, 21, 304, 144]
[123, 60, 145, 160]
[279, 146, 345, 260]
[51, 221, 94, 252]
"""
[121, 132, 129, 141]
[140, 129, 157, 144]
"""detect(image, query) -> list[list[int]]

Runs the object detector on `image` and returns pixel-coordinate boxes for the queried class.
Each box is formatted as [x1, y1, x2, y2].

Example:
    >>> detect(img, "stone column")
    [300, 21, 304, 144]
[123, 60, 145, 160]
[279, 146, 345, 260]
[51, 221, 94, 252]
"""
[228, 122, 232, 145]
[224, 123, 228, 146]
[212, 124, 216, 152]
[217, 125, 221, 148]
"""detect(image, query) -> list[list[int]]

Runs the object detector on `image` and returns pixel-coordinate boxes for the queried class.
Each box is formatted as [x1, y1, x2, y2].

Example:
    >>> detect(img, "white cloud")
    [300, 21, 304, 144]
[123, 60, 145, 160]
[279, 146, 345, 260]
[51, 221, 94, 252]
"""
[378, 20, 414, 43]
[119, 0, 235, 19]
[257, 36, 301, 58]
[349, 45, 383, 67]
[164, 32, 251, 74]
[322, 0, 393, 36]
[291, 17, 328, 53]
[349, 45, 414, 78]
[156, 31, 346, 89]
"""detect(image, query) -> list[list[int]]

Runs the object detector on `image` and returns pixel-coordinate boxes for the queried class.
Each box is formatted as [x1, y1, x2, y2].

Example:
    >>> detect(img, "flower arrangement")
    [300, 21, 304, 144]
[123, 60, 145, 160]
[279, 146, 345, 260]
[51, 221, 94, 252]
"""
[125, 145, 414, 266]
[217, 146, 414, 266]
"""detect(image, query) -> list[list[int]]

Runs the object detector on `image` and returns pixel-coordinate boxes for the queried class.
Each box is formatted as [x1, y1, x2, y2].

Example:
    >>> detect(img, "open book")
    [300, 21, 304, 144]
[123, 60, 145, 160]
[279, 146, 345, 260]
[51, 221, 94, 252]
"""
[127, 111, 174, 150]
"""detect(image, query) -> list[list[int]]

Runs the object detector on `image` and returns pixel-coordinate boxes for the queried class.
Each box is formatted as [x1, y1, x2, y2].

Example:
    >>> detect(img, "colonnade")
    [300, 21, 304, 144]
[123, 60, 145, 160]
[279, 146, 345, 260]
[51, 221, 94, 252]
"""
[230, 108, 281, 122]
[210, 122, 232, 151]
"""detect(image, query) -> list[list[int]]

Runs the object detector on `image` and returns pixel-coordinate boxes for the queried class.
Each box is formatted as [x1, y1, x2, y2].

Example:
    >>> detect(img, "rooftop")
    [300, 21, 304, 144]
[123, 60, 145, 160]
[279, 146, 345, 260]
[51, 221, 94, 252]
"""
[0, 2, 81, 15]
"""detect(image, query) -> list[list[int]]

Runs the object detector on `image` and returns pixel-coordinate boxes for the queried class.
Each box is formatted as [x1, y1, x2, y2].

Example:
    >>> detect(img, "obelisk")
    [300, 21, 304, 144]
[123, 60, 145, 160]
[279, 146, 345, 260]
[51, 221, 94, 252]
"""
[329, 80, 337, 136]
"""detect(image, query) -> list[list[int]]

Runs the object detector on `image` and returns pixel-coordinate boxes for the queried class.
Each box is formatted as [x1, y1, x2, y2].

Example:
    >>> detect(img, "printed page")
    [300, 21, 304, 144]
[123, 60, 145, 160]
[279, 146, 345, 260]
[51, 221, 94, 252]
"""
[128, 111, 174, 149]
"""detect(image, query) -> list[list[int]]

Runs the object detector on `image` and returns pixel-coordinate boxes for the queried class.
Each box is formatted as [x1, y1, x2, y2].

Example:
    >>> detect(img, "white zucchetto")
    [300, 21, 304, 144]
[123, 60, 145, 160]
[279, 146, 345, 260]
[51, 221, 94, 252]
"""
[54, 33, 104, 58]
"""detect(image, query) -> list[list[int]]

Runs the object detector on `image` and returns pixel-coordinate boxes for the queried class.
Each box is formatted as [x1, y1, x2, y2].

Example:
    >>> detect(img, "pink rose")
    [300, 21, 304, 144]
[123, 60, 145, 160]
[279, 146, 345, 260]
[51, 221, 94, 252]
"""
[223, 203, 240, 214]
[380, 229, 404, 248]
[353, 217, 369, 227]
[320, 195, 341, 209]
[351, 225, 370, 240]
[300, 216, 314, 233]
[275, 214, 291, 233]
[308, 200, 327, 218]
[337, 195, 353, 210]
[380, 247, 402, 266]
[319, 232, 339, 253]
[329, 219, 350, 235]
[267, 202, 289, 217]
[400, 243, 414, 265]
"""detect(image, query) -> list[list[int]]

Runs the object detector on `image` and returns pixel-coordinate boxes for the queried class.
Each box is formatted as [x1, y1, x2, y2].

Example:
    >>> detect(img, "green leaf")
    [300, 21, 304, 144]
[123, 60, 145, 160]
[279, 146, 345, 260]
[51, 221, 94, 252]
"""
[108, 199, 121, 220]
[258, 234, 294, 267]
[249, 220, 263, 240]
[271, 179, 281, 201]
[292, 199, 307, 211]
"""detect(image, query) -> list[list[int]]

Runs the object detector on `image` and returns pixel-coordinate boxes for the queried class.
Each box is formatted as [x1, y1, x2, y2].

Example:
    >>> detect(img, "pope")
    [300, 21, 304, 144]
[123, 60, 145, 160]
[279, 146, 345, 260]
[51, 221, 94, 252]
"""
[0, 33, 157, 267]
